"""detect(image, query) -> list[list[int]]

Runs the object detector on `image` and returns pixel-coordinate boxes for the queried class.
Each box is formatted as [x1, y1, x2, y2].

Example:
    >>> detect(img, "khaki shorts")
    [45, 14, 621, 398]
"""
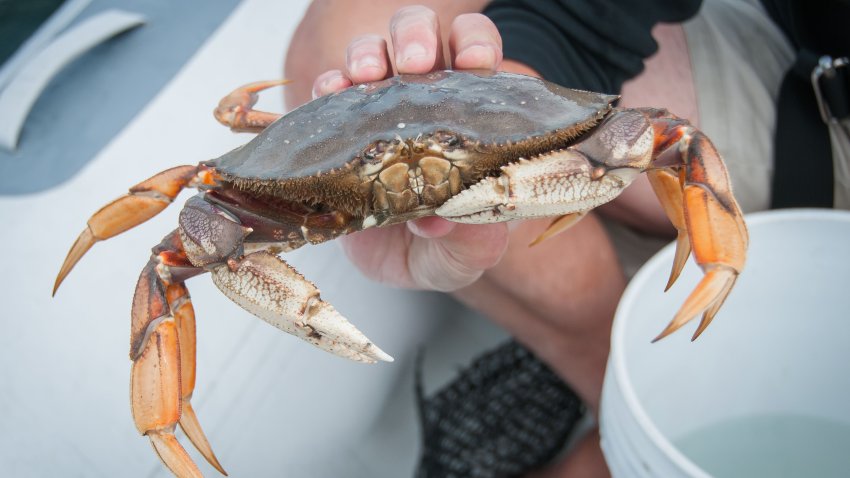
[606, 0, 794, 278]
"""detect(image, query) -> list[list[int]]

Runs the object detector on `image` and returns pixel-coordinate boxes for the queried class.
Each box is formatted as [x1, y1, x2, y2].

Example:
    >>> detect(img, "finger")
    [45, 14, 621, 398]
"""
[311, 69, 353, 99]
[449, 13, 503, 70]
[409, 223, 509, 292]
[339, 221, 508, 292]
[407, 217, 457, 239]
[390, 6, 444, 73]
[339, 225, 418, 288]
[346, 34, 392, 84]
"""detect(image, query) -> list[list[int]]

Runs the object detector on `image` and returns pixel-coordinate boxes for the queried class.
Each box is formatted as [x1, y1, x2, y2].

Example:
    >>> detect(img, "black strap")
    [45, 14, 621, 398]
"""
[814, 57, 850, 122]
[770, 50, 835, 209]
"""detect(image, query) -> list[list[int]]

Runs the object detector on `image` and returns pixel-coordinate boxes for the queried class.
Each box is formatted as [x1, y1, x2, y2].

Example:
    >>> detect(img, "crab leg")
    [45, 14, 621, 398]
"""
[648, 114, 748, 341]
[647, 167, 691, 291]
[213, 80, 288, 133]
[528, 211, 588, 247]
[132, 311, 199, 478]
[53, 165, 214, 295]
[167, 284, 227, 475]
[131, 233, 226, 477]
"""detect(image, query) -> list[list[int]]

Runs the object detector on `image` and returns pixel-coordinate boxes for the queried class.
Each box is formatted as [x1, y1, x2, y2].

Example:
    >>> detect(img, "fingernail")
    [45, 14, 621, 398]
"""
[457, 44, 498, 69]
[399, 42, 428, 63]
[351, 55, 381, 75]
[313, 73, 342, 99]
[407, 217, 456, 238]
[407, 220, 425, 237]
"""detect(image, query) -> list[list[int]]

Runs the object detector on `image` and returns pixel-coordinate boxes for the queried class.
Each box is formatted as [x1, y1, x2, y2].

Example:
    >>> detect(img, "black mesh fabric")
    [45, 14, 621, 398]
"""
[415, 340, 585, 478]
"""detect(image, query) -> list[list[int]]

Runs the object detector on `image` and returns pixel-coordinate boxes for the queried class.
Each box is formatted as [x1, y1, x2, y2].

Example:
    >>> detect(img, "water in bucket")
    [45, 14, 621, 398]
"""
[675, 413, 850, 477]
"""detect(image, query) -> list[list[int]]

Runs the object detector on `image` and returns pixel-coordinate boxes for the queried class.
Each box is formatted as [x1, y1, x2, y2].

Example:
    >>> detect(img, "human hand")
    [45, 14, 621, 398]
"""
[292, 7, 624, 473]
[311, 6, 508, 292]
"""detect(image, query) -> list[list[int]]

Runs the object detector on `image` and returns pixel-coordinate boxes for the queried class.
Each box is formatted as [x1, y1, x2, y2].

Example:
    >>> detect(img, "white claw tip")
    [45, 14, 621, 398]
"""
[371, 345, 394, 363]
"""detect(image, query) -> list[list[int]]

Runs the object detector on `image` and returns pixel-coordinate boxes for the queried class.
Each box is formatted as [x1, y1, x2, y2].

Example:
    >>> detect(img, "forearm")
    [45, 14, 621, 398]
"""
[454, 215, 625, 411]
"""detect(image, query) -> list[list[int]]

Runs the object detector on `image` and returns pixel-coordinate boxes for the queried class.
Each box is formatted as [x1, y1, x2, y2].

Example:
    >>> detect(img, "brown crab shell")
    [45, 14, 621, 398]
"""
[209, 70, 617, 216]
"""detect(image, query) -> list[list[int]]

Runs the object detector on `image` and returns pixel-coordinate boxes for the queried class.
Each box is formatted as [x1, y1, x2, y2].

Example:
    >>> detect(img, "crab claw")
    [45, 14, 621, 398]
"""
[436, 151, 629, 225]
[211, 251, 393, 363]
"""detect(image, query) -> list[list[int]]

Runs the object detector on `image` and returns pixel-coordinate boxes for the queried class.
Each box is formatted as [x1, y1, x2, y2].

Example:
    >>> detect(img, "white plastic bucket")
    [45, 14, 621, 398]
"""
[600, 209, 850, 477]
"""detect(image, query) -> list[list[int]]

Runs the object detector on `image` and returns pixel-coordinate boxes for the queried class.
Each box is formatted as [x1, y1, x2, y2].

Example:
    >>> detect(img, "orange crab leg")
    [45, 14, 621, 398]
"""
[168, 282, 227, 475]
[529, 211, 587, 247]
[647, 168, 691, 291]
[131, 234, 226, 477]
[53, 165, 217, 295]
[132, 314, 201, 478]
[213, 80, 289, 133]
[649, 116, 748, 341]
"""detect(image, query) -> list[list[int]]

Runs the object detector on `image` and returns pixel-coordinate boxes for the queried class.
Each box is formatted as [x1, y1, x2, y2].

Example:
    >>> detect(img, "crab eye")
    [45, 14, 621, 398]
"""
[364, 141, 388, 161]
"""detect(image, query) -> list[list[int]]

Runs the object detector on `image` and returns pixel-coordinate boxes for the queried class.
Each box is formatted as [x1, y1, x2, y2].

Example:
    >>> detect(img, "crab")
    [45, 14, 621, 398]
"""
[53, 70, 747, 477]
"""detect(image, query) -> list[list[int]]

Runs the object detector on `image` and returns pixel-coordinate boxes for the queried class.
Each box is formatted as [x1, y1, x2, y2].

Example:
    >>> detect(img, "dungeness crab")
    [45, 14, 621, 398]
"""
[53, 70, 747, 477]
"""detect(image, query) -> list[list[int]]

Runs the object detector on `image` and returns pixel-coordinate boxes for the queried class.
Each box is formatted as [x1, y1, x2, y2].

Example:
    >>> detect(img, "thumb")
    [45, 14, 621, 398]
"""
[407, 221, 509, 291]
